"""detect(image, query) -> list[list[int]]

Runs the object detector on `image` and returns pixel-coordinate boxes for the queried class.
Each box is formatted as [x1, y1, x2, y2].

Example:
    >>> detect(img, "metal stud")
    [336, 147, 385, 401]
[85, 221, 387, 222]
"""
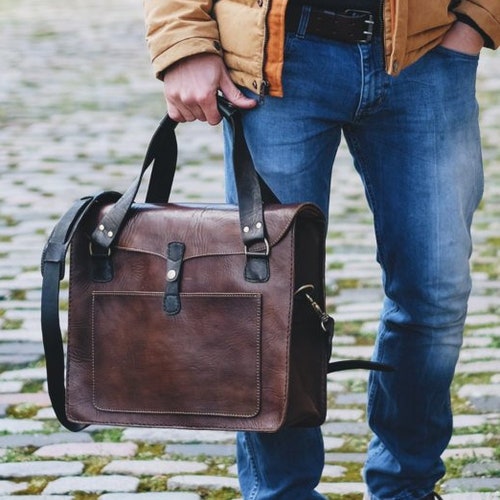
[107, 231, 113, 238]
[243, 226, 250, 233]
[256, 222, 262, 229]
[99, 224, 105, 231]
[167, 270, 177, 280]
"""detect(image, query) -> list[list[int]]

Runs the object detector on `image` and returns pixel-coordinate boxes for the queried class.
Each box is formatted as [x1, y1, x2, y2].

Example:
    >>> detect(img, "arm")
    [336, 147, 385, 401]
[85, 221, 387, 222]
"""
[144, 0, 256, 124]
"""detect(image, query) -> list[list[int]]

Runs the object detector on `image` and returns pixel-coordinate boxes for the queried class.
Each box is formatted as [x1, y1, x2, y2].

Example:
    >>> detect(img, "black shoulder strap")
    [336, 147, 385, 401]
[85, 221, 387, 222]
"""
[41, 191, 120, 431]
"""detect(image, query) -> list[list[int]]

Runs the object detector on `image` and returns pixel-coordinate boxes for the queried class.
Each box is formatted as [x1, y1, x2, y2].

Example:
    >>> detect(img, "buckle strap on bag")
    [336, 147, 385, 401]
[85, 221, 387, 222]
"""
[164, 241, 186, 315]
[220, 98, 273, 282]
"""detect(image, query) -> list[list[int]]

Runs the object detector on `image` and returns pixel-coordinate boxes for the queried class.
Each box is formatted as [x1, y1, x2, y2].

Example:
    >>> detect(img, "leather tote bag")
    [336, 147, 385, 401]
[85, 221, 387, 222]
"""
[41, 98, 388, 433]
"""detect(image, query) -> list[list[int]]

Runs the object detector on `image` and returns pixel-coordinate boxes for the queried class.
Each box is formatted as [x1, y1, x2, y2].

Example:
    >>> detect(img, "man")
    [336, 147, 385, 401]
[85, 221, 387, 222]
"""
[143, 0, 499, 498]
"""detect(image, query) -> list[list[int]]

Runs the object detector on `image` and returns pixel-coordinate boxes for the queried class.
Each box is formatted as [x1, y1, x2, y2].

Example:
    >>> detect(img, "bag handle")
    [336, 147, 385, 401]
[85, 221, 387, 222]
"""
[90, 96, 275, 254]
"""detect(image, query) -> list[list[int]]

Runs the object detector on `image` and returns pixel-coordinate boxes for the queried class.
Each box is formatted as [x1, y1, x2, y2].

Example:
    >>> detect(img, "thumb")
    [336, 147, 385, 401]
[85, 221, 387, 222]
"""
[219, 75, 258, 110]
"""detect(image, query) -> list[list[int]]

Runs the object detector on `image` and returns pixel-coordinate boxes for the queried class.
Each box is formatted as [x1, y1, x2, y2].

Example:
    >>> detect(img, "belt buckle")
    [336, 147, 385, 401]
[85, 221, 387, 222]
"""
[345, 9, 375, 43]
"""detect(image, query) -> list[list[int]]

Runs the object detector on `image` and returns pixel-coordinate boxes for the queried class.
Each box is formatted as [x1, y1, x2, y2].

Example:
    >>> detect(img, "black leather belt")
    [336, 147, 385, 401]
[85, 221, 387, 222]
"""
[286, 3, 382, 43]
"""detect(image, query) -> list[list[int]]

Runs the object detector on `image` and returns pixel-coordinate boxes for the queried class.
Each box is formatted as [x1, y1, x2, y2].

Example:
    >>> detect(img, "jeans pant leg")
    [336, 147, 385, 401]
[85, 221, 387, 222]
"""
[223, 32, 363, 500]
[342, 47, 484, 499]
[223, 29, 483, 500]
[223, 94, 340, 500]
[236, 428, 326, 500]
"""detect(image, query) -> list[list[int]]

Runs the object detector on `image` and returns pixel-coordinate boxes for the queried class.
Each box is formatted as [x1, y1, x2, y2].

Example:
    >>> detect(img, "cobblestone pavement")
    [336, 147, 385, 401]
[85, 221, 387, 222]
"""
[0, 0, 499, 498]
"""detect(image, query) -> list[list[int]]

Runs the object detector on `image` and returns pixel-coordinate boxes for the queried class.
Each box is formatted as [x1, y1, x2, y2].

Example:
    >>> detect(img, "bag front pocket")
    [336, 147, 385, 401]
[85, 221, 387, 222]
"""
[91, 291, 262, 418]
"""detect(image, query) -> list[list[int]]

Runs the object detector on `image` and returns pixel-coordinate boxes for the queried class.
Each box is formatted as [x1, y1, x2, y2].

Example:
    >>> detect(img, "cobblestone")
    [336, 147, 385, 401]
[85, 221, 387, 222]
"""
[43, 475, 140, 494]
[166, 444, 237, 458]
[442, 448, 496, 460]
[0, 497, 73, 500]
[122, 428, 234, 444]
[167, 475, 241, 492]
[0, 382, 23, 394]
[0, 419, 44, 433]
[443, 478, 500, 493]
[0, 461, 84, 478]
[0, 0, 499, 498]
[102, 460, 209, 476]
[317, 482, 366, 495]
[0, 432, 92, 448]
[0, 482, 29, 495]
[100, 494, 201, 500]
[0, 394, 50, 407]
[34, 442, 139, 458]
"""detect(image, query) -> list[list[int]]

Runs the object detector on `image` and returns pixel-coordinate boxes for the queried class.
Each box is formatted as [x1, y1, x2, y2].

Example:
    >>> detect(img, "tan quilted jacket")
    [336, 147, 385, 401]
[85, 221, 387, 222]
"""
[144, 0, 500, 97]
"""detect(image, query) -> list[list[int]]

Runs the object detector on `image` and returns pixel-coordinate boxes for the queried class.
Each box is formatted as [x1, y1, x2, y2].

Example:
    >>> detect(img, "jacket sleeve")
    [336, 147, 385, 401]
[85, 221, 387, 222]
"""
[144, 0, 223, 79]
[453, 0, 500, 48]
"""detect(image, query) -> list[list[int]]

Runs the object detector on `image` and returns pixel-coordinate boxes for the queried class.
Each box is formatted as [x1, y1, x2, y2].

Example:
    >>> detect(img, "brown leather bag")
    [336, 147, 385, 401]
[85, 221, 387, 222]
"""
[41, 99, 388, 433]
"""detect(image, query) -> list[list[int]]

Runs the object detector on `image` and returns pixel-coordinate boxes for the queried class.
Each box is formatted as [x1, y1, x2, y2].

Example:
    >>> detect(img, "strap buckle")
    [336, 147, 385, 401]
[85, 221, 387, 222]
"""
[244, 237, 270, 257]
[89, 242, 111, 257]
[345, 9, 375, 43]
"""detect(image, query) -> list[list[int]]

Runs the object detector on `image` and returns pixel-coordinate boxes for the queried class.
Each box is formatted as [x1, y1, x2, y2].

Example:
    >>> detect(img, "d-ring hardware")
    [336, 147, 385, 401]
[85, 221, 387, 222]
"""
[295, 284, 332, 332]
[89, 242, 111, 257]
[244, 238, 270, 257]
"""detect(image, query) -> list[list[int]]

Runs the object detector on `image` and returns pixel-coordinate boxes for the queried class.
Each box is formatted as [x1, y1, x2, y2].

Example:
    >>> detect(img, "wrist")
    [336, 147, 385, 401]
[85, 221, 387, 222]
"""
[440, 21, 484, 55]
[454, 13, 492, 48]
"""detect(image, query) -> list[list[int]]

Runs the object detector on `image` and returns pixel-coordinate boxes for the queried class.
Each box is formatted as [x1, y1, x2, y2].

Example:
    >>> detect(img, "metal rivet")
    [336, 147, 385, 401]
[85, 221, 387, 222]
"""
[107, 231, 113, 238]
[99, 224, 105, 231]
[167, 270, 177, 280]
[256, 222, 262, 229]
[243, 226, 250, 233]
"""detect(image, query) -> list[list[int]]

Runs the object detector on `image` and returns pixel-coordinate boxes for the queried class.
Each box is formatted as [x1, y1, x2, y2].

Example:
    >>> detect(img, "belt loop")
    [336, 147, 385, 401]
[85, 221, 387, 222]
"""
[296, 5, 312, 39]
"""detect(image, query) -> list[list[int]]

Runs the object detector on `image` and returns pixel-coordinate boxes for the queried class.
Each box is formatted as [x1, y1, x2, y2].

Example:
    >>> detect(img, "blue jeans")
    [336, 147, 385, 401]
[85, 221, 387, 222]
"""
[223, 26, 483, 500]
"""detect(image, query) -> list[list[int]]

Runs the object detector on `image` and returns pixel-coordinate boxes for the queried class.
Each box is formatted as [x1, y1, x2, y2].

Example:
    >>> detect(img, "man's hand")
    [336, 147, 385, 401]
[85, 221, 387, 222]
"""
[440, 21, 484, 55]
[163, 53, 257, 125]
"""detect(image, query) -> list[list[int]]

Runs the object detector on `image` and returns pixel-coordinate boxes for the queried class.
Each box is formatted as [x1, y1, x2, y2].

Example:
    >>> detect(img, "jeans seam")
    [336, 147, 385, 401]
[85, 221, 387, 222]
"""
[343, 130, 387, 271]
[245, 433, 261, 500]
[343, 129, 392, 448]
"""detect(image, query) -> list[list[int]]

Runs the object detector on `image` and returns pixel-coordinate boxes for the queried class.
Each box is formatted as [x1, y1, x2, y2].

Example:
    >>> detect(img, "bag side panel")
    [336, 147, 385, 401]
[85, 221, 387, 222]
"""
[285, 211, 329, 427]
